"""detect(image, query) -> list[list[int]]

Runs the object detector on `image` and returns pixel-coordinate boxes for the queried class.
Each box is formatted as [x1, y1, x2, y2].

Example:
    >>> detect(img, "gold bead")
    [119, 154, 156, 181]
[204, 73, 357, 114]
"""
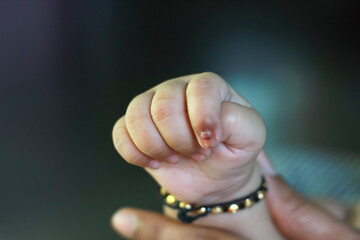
[229, 204, 239, 213]
[160, 187, 167, 196]
[257, 190, 266, 200]
[198, 207, 207, 214]
[211, 206, 223, 214]
[166, 195, 176, 205]
[179, 202, 192, 210]
[244, 198, 253, 208]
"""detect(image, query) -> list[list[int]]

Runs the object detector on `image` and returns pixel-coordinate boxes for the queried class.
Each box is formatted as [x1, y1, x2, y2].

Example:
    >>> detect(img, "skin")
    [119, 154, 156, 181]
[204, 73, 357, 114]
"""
[113, 72, 283, 239]
[112, 72, 359, 239]
[111, 164, 360, 239]
[113, 72, 266, 204]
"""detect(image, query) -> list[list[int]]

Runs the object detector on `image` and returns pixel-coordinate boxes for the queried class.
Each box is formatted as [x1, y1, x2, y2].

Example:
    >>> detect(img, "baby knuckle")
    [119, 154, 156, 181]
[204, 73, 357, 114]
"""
[160, 78, 183, 88]
[173, 142, 195, 155]
[199, 71, 222, 81]
[188, 75, 222, 97]
[139, 141, 163, 156]
[151, 101, 176, 123]
[197, 72, 224, 84]
[125, 108, 146, 127]
[125, 93, 151, 126]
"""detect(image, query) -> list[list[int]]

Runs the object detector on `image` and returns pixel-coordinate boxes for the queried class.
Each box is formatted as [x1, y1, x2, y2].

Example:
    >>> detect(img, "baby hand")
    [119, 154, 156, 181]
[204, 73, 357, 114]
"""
[113, 72, 266, 204]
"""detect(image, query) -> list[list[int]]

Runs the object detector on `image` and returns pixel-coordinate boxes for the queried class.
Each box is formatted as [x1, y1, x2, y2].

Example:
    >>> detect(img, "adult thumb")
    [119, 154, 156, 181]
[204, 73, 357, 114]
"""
[257, 151, 360, 240]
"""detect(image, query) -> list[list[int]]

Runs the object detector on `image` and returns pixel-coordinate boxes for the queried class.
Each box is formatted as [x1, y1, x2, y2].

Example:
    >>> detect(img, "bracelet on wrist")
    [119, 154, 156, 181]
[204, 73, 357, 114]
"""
[161, 176, 268, 223]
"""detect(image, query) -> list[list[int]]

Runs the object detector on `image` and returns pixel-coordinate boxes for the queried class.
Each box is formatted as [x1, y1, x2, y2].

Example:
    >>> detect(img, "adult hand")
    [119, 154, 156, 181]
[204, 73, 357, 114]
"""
[111, 153, 360, 240]
[257, 152, 360, 240]
[111, 208, 243, 240]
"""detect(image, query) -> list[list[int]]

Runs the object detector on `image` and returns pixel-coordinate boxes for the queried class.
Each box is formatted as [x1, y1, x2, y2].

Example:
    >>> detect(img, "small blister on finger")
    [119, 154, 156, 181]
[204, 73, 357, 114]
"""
[199, 130, 217, 148]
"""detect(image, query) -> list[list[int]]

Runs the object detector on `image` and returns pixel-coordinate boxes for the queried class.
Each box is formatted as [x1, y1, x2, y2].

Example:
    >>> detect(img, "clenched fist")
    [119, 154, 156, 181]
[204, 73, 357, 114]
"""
[112, 72, 266, 204]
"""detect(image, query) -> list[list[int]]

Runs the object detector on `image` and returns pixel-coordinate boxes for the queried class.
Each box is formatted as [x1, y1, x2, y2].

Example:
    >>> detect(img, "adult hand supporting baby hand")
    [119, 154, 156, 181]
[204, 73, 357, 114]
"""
[112, 72, 280, 239]
[112, 154, 360, 240]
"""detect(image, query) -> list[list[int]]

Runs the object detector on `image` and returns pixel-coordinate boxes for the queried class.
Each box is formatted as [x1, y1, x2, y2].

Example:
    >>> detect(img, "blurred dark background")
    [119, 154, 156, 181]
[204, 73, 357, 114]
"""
[0, 1, 359, 239]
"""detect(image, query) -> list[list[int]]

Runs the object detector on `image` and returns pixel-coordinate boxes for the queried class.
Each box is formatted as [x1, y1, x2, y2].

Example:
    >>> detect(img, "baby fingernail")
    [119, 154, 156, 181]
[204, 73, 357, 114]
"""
[199, 130, 216, 148]
[200, 130, 212, 140]
[112, 209, 138, 238]
[147, 160, 162, 169]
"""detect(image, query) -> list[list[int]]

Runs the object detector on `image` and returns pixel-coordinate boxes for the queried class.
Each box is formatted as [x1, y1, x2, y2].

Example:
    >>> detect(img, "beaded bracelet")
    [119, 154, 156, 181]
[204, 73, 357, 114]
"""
[161, 176, 267, 223]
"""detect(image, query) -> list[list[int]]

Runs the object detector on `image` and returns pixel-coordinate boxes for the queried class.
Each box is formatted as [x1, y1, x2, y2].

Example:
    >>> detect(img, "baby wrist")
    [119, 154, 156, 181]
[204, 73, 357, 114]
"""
[161, 165, 265, 223]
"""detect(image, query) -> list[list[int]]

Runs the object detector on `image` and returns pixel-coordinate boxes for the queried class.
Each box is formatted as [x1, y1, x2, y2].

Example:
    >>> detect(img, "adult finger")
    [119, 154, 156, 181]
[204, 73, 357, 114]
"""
[111, 208, 245, 240]
[257, 152, 360, 240]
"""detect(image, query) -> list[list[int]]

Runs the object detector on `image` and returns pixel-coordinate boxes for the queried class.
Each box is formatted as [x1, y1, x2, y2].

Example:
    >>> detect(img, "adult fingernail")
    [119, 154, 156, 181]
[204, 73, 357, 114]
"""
[112, 209, 138, 238]
[257, 151, 277, 176]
